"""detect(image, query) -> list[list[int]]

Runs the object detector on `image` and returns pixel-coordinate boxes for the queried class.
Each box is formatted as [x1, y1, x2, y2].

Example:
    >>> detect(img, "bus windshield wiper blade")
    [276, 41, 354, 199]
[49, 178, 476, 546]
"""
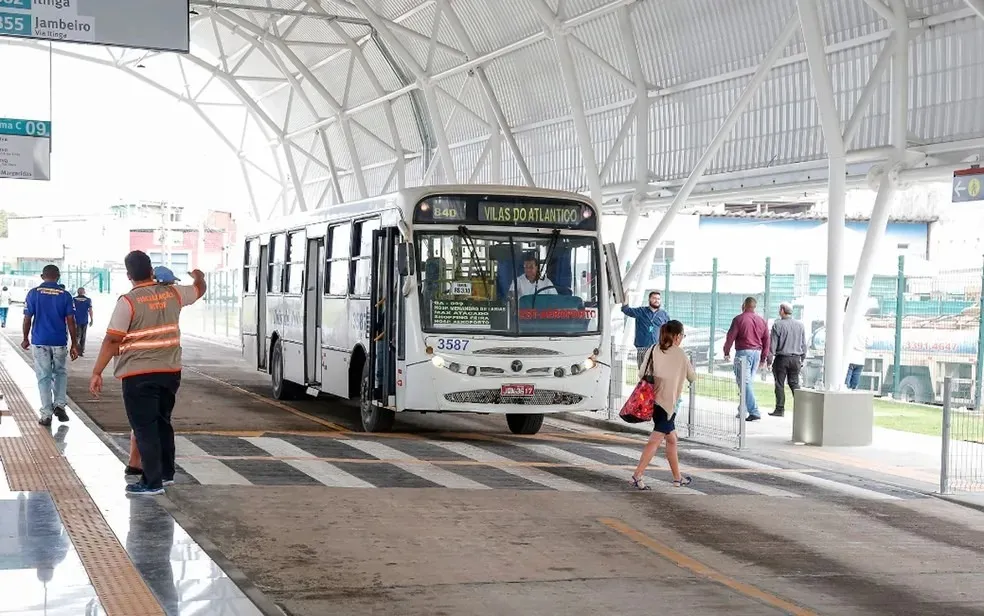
[457, 226, 489, 284]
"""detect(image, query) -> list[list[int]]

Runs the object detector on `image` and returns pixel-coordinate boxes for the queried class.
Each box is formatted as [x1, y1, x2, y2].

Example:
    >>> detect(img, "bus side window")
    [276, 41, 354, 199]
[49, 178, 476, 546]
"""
[269, 233, 286, 293]
[286, 230, 305, 294]
[351, 218, 379, 296]
[244, 238, 259, 293]
[327, 223, 351, 296]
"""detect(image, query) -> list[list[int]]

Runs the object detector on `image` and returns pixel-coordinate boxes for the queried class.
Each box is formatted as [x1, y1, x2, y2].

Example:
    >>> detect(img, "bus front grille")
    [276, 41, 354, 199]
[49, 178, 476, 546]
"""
[444, 389, 584, 405]
[472, 347, 560, 356]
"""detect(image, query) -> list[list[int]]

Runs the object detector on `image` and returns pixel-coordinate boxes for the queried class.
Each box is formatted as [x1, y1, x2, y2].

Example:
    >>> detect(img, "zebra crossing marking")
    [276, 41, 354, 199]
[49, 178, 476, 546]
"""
[162, 433, 921, 499]
[244, 437, 374, 488]
[338, 439, 491, 489]
[428, 440, 596, 492]
[592, 444, 802, 498]
[688, 449, 901, 501]
[505, 441, 704, 495]
[175, 436, 252, 486]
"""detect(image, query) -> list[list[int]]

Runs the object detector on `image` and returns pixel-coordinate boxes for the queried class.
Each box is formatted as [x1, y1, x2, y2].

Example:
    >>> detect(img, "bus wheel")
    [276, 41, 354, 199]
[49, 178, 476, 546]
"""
[271, 339, 302, 400]
[360, 363, 395, 433]
[898, 376, 932, 405]
[506, 413, 544, 435]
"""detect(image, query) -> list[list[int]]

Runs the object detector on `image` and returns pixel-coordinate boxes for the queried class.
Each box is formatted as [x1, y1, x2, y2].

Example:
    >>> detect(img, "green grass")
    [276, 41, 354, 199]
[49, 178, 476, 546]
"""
[623, 367, 981, 441]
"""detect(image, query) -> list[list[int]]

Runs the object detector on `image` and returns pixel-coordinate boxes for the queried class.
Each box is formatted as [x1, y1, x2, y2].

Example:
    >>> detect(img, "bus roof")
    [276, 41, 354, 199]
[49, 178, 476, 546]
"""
[242, 184, 597, 235]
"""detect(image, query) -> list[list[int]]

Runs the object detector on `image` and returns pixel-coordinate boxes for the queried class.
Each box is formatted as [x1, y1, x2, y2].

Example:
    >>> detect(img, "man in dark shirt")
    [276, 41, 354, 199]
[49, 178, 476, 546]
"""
[621, 291, 670, 367]
[767, 303, 806, 417]
[73, 287, 93, 357]
[723, 297, 769, 421]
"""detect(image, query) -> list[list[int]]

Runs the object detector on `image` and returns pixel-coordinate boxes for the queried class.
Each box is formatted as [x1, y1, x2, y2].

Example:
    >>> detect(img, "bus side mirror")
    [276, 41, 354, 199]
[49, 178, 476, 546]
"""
[397, 242, 414, 277]
[603, 242, 625, 304]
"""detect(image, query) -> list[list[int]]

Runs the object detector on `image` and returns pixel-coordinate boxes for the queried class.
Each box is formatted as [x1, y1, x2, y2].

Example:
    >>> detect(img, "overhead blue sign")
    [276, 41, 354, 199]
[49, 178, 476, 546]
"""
[0, 0, 189, 53]
[952, 168, 984, 203]
[0, 117, 51, 181]
[0, 117, 51, 138]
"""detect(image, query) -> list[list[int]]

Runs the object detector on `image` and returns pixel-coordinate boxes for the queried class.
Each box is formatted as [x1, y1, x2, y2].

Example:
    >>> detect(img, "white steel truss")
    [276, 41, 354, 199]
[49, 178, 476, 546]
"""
[0, 0, 981, 231]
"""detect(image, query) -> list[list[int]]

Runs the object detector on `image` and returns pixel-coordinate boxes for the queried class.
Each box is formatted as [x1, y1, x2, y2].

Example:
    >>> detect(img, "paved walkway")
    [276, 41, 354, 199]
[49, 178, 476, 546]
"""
[0, 337, 270, 615]
[571, 383, 984, 511]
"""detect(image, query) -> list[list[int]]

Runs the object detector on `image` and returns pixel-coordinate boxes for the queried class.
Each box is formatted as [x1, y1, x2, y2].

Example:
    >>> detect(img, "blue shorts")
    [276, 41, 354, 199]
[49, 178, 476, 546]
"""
[653, 404, 676, 434]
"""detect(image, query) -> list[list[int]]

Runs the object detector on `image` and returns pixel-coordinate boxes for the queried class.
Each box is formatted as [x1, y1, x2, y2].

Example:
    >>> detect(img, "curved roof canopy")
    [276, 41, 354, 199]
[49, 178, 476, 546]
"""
[6, 0, 984, 220]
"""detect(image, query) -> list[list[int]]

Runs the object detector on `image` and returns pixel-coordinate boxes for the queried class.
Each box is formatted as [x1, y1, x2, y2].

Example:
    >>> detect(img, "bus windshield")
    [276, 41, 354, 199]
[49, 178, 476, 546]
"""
[416, 231, 601, 336]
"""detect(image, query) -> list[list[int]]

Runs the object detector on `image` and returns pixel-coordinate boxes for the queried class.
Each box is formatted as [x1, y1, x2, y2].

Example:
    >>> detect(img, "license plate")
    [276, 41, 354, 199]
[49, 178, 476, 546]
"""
[501, 384, 535, 397]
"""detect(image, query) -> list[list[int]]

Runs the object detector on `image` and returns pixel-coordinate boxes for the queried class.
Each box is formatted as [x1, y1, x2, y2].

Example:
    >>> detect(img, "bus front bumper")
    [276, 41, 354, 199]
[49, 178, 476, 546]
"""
[401, 362, 610, 414]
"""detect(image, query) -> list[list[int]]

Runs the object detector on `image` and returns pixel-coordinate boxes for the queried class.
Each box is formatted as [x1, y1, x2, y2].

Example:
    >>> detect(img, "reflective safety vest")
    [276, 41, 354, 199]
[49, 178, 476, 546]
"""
[113, 283, 184, 379]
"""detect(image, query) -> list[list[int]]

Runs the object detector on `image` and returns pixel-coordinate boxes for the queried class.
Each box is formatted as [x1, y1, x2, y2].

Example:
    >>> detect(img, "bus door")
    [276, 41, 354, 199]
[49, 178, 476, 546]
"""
[257, 243, 270, 370]
[304, 237, 325, 385]
[367, 227, 399, 407]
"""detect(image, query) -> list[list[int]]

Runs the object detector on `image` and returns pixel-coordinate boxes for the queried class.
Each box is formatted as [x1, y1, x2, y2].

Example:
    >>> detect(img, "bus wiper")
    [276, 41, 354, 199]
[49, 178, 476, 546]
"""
[457, 226, 489, 285]
[540, 229, 561, 282]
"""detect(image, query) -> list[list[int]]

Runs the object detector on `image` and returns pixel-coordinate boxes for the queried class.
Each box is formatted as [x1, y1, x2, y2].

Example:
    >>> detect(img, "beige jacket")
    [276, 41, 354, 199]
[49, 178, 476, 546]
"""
[640, 344, 696, 414]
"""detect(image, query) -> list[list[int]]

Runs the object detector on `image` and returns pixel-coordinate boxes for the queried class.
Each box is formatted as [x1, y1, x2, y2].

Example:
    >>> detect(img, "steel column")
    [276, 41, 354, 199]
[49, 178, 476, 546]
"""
[622, 15, 799, 290]
[844, 0, 909, 371]
[843, 171, 897, 362]
[798, 0, 848, 390]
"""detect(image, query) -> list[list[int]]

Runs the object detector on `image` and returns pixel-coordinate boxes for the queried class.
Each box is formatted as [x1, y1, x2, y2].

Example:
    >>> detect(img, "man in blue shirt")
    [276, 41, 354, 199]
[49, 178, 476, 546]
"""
[621, 291, 670, 367]
[73, 287, 93, 357]
[22, 265, 80, 426]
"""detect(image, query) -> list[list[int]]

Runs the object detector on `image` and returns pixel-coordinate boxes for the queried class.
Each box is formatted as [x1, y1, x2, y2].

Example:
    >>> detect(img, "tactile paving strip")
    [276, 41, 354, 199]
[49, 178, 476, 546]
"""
[0, 363, 165, 616]
[0, 430, 46, 490]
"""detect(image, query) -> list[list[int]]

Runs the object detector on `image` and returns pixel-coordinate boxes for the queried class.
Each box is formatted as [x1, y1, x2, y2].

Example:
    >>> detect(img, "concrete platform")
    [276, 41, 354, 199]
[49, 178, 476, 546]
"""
[4, 322, 984, 616]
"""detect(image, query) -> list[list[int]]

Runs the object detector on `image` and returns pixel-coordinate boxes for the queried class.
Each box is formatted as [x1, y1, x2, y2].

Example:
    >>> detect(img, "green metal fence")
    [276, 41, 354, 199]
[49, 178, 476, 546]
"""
[640, 256, 984, 419]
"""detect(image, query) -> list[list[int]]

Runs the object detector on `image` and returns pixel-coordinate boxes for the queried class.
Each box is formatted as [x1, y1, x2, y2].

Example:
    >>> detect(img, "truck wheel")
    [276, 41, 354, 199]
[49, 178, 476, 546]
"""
[506, 413, 544, 435]
[897, 375, 933, 404]
[271, 339, 303, 400]
[360, 363, 395, 432]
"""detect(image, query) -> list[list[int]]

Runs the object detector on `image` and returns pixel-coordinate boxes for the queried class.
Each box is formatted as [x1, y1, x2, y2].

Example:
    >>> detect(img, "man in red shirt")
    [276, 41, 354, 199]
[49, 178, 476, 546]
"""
[723, 297, 770, 421]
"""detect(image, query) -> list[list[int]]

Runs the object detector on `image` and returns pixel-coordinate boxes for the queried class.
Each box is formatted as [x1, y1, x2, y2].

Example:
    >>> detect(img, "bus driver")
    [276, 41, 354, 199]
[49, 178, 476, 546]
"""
[515, 256, 558, 298]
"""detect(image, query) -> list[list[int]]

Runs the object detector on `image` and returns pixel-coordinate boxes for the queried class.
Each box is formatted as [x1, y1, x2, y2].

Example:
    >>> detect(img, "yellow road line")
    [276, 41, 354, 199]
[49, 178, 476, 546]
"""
[184, 367, 350, 433]
[599, 518, 819, 616]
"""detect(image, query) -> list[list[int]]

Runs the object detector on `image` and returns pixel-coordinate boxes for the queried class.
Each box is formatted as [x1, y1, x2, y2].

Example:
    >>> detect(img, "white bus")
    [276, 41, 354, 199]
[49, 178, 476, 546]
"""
[241, 185, 625, 434]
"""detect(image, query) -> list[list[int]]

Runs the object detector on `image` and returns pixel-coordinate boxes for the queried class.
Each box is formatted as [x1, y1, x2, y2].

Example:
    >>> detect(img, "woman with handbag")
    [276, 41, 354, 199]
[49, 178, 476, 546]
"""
[630, 320, 696, 490]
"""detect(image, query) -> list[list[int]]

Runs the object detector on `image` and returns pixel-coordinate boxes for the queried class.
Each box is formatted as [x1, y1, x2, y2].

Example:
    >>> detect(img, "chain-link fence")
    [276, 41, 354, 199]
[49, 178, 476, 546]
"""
[180, 269, 241, 342]
[627, 256, 984, 442]
[609, 343, 744, 449]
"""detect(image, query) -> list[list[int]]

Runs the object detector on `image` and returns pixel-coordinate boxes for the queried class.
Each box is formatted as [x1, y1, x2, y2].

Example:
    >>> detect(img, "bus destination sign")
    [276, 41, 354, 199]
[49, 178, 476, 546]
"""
[478, 202, 585, 227]
[430, 199, 467, 222]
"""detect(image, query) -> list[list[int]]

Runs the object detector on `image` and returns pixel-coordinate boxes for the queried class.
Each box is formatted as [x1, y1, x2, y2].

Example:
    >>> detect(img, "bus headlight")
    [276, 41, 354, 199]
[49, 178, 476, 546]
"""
[467, 366, 477, 376]
[448, 362, 461, 373]
[582, 358, 596, 371]
[431, 356, 446, 368]
[571, 363, 582, 375]
[554, 367, 565, 378]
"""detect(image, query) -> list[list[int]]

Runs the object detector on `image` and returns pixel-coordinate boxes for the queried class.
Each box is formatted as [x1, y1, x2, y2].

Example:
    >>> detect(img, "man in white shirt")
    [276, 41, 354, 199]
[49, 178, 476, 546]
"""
[844, 298, 870, 390]
[0, 286, 10, 328]
[514, 256, 557, 298]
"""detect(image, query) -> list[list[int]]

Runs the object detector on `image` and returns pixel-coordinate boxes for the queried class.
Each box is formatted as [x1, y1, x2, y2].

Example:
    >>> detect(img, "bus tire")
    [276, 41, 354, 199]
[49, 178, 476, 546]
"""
[360, 363, 395, 433]
[271, 339, 302, 400]
[898, 375, 933, 405]
[506, 413, 544, 435]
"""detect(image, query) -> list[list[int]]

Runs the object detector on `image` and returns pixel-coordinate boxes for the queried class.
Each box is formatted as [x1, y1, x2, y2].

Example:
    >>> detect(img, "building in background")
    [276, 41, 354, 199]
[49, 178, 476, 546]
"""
[0, 202, 239, 287]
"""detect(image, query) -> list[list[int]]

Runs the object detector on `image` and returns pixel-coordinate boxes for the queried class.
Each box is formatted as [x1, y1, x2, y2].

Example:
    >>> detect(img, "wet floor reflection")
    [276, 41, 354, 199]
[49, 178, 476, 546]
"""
[0, 492, 101, 614]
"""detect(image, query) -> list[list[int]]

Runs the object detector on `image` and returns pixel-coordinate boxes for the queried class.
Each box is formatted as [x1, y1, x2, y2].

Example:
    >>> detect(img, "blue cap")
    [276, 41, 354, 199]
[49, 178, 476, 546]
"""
[154, 266, 180, 283]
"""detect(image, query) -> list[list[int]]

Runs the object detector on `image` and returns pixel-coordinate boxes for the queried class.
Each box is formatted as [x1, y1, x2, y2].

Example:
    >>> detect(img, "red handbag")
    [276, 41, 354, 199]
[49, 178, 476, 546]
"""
[619, 350, 655, 423]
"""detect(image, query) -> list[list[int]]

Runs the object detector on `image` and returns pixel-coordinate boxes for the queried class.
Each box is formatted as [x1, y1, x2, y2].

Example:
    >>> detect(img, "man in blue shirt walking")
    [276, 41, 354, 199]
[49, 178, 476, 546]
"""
[73, 287, 93, 357]
[21, 265, 80, 426]
[621, 291, 670, 367]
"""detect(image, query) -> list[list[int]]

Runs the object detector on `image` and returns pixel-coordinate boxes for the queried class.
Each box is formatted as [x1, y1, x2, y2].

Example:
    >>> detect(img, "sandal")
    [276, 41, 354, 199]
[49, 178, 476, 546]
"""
[673, 476, 693, 487]
[630, 475, 652, 490]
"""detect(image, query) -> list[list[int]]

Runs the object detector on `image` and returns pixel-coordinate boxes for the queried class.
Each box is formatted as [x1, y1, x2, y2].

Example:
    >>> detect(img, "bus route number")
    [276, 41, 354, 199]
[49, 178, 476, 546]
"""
[436, 338, 469, 351]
